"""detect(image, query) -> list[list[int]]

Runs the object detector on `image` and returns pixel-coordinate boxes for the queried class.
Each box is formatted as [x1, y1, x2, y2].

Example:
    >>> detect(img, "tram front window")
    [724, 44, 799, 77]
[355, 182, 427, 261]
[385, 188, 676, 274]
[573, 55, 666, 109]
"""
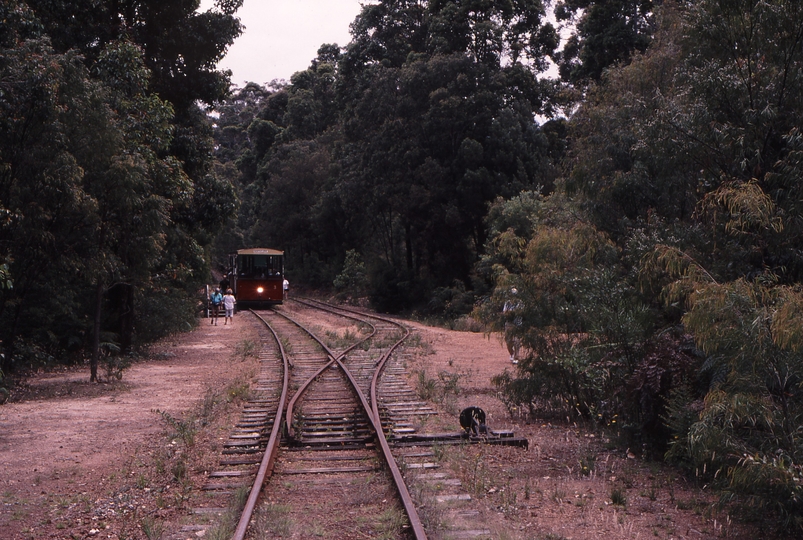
[238, 255, 282, 278]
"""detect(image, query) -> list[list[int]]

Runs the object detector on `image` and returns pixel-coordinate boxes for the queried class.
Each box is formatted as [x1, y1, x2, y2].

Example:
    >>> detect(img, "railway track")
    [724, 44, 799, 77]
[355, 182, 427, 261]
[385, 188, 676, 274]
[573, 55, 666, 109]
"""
[181, 298, 526, 539]
[224, 299, 426, 539]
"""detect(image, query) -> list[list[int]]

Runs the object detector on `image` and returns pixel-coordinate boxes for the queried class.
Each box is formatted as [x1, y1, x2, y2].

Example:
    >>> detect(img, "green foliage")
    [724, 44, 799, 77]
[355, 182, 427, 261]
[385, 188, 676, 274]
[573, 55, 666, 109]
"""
[479, 193, 699, 436]
[368, 262, 425, 313]
[253, 504, 293, 539]
[140, 515, 165, 540]
[231, 339, 259, 362]
[555, 0, 657, 84]
[415, 369, 462, 406]
[427, 279, 479, 319]
[652, 256, 803, 528]
[0, 363, 7, 404]
[158, 409, 197, 447]
[0, 1, 240, 376]
[483, 1, 803, 530]
[136, 285, 199, 344]
[610, 486, 627, 507]
[0, 264, 11, 291]
[101, 348, 130, 382]
[333, 249, 367, 294]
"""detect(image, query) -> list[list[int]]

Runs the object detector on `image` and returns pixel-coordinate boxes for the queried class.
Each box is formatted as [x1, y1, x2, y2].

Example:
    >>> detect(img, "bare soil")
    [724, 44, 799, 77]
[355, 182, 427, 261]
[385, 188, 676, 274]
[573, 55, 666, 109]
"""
[0, 307, 762, 539]
[401, 322, 761, 539]
[0, 314, 262, 540]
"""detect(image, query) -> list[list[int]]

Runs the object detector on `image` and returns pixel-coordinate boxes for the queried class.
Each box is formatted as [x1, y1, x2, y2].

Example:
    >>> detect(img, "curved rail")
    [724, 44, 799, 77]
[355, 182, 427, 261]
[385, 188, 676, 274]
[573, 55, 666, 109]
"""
[278, 306, 374, 440]
[292, 298, 427, 540]
[277, 302, 427, 540]
[231, 310, 290, 540]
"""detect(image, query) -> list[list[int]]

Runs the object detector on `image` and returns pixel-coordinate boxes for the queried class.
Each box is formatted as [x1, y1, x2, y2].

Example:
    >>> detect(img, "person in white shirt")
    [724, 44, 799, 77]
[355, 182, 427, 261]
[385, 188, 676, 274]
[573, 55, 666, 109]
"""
[222, 289, 236, 325]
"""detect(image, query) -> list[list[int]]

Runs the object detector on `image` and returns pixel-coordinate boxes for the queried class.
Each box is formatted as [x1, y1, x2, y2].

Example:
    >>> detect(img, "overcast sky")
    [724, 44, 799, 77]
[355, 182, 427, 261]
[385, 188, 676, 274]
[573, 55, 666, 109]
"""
[199, 0, 363, 87]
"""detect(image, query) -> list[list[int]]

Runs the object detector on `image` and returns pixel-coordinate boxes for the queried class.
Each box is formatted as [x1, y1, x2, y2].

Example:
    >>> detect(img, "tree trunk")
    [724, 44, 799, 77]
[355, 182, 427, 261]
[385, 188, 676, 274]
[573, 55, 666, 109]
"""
[90, 278, 103, 382]
[3, 297, 27, 374]
[119, 283, 134, 354]
[405, 221, 413, 272]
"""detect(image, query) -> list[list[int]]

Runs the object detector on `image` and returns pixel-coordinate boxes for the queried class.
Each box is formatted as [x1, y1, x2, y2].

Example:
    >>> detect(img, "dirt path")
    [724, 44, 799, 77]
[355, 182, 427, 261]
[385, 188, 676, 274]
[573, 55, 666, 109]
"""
[0, 313, 261, 539]
[0, 308, 759, 539]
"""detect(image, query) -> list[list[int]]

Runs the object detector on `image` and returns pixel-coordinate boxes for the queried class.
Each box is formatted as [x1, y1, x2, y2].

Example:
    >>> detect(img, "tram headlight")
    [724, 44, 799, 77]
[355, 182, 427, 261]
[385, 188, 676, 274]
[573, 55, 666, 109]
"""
[257, 287, 264, 293]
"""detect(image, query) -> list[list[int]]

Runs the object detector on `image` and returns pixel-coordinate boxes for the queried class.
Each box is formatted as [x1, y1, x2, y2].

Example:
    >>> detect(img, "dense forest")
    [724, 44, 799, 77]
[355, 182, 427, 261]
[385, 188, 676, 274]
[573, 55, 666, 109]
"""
[3, 0, 803, 532]
[0, 0, 241, 381]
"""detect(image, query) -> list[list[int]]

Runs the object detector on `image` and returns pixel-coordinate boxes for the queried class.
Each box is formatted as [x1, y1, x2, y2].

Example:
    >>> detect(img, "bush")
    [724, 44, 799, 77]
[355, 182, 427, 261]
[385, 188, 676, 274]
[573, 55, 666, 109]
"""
[368, 262, 426, 313]
[427, 281, 476, 319]
[136, 285, 198, 343]
[333, 249, 367, 294]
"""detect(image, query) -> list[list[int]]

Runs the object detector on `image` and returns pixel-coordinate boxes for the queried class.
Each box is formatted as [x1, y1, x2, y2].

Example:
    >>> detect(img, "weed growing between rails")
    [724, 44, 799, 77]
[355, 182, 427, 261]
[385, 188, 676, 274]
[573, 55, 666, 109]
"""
[323, 325, 368, 349]
[408, 476, 446, 534]
[252, 503, 293, 538]
[401, 332, 435, 355]
[205, 486, 250, 540]
[372, 328, 407, 349]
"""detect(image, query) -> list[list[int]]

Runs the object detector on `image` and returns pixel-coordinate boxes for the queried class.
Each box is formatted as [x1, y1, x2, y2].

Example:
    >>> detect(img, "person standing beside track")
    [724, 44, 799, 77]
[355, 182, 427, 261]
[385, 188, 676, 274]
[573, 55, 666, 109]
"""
[283, 278, 289, 300]
[223, 288, 236, 325]
[210, 287, 223, 325]
[503, 288, 523, 364]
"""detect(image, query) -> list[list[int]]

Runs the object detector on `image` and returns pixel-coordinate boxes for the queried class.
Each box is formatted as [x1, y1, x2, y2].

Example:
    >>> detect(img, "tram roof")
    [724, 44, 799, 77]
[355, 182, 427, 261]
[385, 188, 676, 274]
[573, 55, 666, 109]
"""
[236, 248, 284, 256]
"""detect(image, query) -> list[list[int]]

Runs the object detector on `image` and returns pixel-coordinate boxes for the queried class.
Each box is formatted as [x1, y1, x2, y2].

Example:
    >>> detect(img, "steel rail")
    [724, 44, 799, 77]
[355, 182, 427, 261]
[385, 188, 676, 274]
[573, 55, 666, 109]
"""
[291, 298, 428, 540]
[277, 305, 376, 440]
[231, 310, 290, 540]
[274, 301, 428, 539]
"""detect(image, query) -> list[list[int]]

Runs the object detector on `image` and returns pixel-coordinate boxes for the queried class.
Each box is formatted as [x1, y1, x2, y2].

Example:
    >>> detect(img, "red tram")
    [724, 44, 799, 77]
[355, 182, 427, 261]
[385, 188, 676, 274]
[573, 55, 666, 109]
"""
[226, 248, 284, 306]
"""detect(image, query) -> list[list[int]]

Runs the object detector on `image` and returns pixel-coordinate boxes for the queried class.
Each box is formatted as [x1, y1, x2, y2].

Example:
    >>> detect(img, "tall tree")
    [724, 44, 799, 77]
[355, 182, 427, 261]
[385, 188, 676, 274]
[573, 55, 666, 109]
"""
[0, 1, 240, 376]
[24, 0, 243, 111]
[0, 4, 96, 372]
[210, 2, 561, 310]
[333, 0, 559, 309]
[555, 0, 657, 84]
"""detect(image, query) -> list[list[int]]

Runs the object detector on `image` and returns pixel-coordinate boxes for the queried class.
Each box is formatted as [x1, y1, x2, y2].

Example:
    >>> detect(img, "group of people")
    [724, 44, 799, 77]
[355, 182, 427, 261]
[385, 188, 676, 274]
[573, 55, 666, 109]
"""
[209, 287, 236, 325]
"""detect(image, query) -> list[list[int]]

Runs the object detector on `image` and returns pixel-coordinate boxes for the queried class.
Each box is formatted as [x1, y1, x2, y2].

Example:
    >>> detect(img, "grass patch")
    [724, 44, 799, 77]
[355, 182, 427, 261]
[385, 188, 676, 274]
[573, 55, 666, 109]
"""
[611, 486, 627, 507]
[414, 369, 463, 413]
[140, 516, 164, 540]
[373, 507, 409, 539]
[206, 486, 250, 540]
[157, 409, 196, 446]
[253, 503, 293, 538]
[232, 339, 259, 361]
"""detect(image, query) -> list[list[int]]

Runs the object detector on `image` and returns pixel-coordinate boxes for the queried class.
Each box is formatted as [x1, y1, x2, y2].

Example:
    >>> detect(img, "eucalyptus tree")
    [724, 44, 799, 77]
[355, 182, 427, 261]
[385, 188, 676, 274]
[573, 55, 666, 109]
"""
[0, 1, 240, 376]
[482, 0, 803, 528]
[23, 0, 243, 111]
[555, 0, 657, 84]
[83, 41, 194, 380]
[334, 0, 560, 310]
